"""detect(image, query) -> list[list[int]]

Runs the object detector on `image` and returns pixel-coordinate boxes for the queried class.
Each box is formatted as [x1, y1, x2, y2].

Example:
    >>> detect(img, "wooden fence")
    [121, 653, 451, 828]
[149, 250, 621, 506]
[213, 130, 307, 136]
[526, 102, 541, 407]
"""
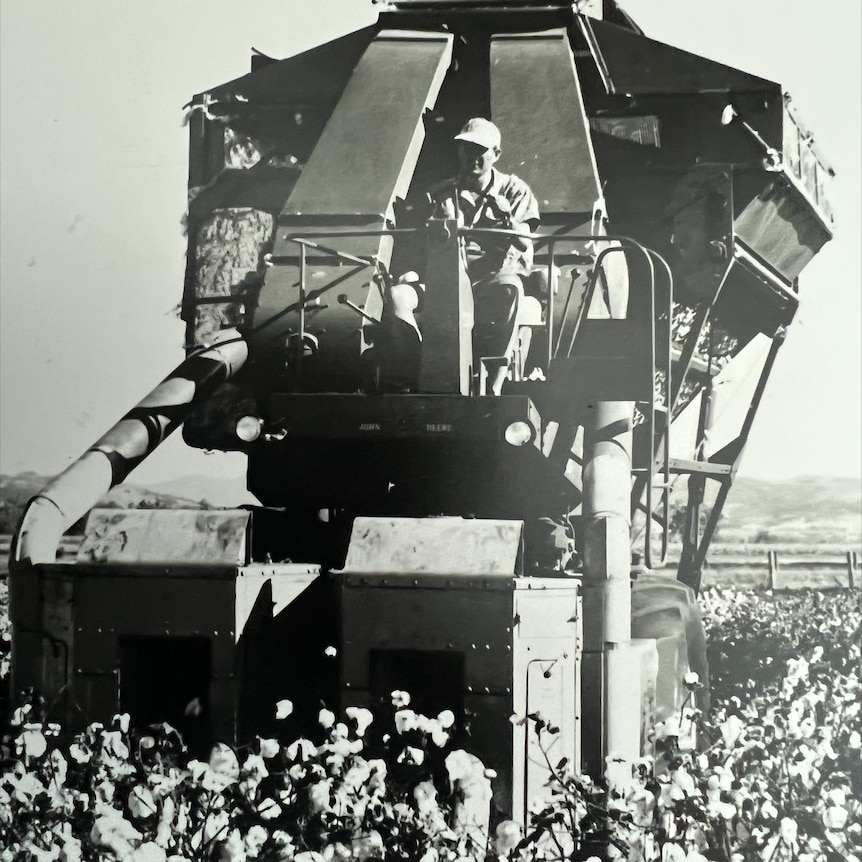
[1, 537, 859, 590]
[660, 546, 860, 590]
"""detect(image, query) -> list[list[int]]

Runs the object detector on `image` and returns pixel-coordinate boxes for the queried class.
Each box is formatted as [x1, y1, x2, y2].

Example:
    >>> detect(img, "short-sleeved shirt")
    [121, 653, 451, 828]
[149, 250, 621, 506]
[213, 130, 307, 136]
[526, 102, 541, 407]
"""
[429, 169, 540, 281]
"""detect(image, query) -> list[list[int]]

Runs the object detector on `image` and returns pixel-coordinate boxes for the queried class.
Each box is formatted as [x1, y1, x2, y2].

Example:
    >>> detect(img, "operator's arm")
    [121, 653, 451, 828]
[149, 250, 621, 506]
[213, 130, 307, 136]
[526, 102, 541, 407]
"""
[489, 178, 539, 251]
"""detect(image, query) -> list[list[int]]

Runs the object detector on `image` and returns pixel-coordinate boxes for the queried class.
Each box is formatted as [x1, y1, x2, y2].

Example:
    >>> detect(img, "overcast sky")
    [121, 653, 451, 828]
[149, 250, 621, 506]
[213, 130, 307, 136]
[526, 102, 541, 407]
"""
[1, 0, 859, 491]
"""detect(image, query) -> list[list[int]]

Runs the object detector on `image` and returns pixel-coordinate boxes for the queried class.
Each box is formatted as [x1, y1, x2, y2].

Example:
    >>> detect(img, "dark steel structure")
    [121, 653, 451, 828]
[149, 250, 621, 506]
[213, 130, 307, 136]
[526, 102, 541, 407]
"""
[10, 0, 833, 818]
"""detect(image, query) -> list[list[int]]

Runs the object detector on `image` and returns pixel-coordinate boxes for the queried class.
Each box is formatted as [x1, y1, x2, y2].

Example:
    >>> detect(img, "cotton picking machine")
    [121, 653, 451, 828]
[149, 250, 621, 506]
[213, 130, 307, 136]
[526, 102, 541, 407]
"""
[10, 0, 833, 819]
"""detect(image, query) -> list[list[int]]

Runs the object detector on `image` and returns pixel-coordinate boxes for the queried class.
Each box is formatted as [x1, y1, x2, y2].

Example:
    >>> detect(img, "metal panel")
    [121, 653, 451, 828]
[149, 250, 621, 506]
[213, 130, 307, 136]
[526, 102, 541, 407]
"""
[548, 320, 653, 402]
[266, 393, 541, 442]
[73, 576, 236, 655]
[207, 27, 376, 106]
[490, 30, 601, 216]
[418, 224, 475, 394]
[41, 573, 75, 701]
[589, 115, 660, 148]
[733, 180, 832, 282]
[340, 575, 580, 820]
[235, 564, 320, 643]
[284, 31, 453, 217]
[464, 692, 516, 814]
[250, 31, 452, 393]
[342, 516, 523, 576]
[77, 509, 250, 567]
[511, 579, 580, 824]
[341, 584, 514, 689]
[578, 17, 777, 95]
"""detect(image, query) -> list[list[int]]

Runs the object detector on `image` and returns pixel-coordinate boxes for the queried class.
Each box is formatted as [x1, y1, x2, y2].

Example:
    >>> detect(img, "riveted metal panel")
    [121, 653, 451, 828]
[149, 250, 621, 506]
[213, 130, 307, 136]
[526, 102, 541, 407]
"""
[341, 584, 513, 689]
[235, 564, 320, 643]
[511, 579, 581, 823]
[341, 574, 581, 820]
[514, 587, 579, 639]
[73, 576, 236, 658]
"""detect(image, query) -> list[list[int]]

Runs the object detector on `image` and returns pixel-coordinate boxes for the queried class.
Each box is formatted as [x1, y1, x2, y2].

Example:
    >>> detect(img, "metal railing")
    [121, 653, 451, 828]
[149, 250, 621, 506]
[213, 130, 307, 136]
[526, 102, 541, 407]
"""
[276, 225, 674, 566]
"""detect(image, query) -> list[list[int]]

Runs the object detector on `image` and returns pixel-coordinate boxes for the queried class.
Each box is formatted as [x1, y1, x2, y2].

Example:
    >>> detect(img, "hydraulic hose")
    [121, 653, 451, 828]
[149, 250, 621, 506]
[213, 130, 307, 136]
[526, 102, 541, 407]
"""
[12, 329, 248, 567]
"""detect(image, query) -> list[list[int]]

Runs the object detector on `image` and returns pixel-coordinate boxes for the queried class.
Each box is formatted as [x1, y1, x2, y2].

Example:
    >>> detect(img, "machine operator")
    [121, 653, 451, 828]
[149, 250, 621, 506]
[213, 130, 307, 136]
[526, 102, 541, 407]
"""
[382, 118, 540, 395]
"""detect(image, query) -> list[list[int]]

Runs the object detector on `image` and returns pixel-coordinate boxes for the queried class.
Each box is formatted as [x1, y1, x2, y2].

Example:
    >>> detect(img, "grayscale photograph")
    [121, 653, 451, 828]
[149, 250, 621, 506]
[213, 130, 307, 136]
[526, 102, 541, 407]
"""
[0, 1, 859, 860]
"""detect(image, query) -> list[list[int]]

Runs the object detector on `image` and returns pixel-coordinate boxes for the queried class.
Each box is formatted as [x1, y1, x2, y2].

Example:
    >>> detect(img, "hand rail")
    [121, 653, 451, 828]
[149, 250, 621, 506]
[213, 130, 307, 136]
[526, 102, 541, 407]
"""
[277, 226, 674, 567]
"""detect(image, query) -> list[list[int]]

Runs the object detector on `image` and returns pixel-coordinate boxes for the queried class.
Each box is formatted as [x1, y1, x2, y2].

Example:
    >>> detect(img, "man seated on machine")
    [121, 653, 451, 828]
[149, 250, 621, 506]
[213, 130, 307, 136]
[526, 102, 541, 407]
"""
[381, 118, 540, 395]
[429, 117, 540, 395]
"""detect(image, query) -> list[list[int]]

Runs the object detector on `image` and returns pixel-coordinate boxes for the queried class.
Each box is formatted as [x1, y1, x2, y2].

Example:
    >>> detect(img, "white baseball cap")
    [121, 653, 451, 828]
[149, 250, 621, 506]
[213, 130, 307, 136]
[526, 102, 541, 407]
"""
[454, 117, 501, 150]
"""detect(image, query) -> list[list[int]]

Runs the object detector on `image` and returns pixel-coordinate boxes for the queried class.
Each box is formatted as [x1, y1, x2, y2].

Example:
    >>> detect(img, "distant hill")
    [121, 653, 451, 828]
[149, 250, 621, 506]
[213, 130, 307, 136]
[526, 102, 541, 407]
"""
[0, 471, 221, 535]
[143, 474, 260, 508]
[1, 471, 859, 545]
[710, 475, 861, 546]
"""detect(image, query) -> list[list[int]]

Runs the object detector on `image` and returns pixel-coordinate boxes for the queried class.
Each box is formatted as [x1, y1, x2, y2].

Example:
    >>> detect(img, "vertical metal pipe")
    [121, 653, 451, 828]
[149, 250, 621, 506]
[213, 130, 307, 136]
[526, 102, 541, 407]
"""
[643, 249, 656, 568]
[297, 242, 307, 381]
[582, 399, 635, 773]
[546, 241, 556, 369]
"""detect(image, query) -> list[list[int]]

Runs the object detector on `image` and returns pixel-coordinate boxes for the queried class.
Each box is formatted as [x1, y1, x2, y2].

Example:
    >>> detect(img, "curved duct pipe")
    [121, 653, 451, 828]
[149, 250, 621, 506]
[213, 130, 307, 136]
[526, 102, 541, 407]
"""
[12, 329, 249, 567]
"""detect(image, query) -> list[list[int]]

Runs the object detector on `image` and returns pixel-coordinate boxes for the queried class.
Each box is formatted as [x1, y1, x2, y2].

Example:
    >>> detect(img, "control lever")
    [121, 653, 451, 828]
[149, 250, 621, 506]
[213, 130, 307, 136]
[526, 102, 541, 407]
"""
[338, 294, 379, 324]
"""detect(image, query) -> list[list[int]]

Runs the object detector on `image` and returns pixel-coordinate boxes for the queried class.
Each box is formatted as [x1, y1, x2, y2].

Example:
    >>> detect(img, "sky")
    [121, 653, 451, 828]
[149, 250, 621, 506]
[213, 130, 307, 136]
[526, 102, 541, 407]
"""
[1, 0, 860, 493]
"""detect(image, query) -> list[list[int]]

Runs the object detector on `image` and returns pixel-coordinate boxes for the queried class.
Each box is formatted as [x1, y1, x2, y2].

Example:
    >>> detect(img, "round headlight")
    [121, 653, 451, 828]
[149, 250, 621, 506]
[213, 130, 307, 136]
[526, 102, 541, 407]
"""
[235, 415, 263, 443]
[504, 420, 534, 447]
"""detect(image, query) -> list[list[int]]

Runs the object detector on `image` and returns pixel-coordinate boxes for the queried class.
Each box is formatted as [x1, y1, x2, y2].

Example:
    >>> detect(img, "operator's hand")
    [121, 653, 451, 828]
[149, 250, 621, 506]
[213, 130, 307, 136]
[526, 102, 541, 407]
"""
[427, 214, 463, 242]
[508, 219, 533, 252]
[485, 196, 531, 249]
[486, 194, 512, 221]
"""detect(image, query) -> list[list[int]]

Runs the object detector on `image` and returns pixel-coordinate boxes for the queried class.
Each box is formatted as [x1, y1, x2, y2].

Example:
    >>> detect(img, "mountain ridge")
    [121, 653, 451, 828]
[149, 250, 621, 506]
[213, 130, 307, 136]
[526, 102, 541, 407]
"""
[1, 471, 859, 545]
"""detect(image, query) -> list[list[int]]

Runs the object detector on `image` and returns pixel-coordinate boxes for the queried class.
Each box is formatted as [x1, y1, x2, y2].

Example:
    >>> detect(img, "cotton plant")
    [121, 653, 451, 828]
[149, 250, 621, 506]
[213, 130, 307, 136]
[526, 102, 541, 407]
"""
[0, 691, 497, 861]
[1, 587, 860, 862]
[490, 587, 860, 862]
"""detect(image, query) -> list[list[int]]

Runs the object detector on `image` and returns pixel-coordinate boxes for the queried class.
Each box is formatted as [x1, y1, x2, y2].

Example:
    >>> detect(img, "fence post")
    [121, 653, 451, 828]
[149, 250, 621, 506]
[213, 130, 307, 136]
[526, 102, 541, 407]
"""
[766, 550, 777, 590]
[848, 551, 856, 590]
